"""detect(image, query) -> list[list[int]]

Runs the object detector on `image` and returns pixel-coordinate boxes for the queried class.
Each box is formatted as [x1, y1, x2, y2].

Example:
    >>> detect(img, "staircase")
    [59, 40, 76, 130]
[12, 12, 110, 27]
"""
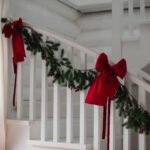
[1, 0, 150, 150]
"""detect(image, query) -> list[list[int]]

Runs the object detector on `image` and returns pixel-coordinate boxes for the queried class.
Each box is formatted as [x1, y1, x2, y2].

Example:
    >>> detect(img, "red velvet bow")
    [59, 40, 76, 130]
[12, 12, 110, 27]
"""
[85, 53, 127, 106]
[3, 18, 25, 64]
[85, 53, 127, 150]
[2, 18, 25, 106]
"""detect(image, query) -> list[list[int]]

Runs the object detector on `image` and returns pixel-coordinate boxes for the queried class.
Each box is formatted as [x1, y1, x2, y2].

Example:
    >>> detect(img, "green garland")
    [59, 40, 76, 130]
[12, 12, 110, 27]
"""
[1, 18, 150, 134]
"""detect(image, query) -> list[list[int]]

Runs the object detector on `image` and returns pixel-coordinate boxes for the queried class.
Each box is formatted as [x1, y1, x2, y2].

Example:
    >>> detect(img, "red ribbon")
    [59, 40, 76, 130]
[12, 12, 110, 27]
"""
[85, 53, 127, 150]
[3, 18, 25, 106]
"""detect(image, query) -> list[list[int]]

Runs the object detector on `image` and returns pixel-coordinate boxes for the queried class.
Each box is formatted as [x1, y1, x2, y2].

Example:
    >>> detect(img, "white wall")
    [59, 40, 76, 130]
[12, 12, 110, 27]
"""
[8, 0, 81, 39]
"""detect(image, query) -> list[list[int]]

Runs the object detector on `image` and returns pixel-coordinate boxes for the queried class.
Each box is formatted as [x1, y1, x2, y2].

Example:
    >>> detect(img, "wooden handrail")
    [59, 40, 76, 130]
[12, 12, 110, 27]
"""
[126, 72, 150, 93]
[23, 21, 98, 58]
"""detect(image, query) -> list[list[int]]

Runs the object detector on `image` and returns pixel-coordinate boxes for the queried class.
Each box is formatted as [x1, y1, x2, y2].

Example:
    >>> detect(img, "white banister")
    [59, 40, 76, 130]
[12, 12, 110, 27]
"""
[140, 0, 146, 19]
[93, 106, 101, 150]
[126, 73, 150, 93]
[138, 86, 146, 150]
[41, 60, 48, 141]
[23, 22, 97, 58]
[29, 52, 36, 120]
[53, 83, 60, 142]
[128, 0, 134, 33]
[80, 52, 87, 145]
[16, 63, 23, 119]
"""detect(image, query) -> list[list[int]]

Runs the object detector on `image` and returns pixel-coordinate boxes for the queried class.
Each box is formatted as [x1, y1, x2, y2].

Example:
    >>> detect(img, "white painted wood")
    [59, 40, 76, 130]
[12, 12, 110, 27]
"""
[93, 106, 101, 150]
[41, 60, 48, 141]
[128, 0, 134, 33]
[66, 87, 73, 143]
[138, 86, 146, 150]
[123, 81, 132, 150]
[79, 52, 87, 145]
[23, 22, 97, 58]
[140, 0, 146, 19]
[112, 0, 123, 61]
[53, 83, 60, 142]
[16, 63, 23, 120]
[110, 101, 115, 150]
[0, 1, 7, 149]
[80, 91, 86, 144]
[29, 53, 36, 120]
[126, 73, 150, 93]
[28, 140, 87, 150]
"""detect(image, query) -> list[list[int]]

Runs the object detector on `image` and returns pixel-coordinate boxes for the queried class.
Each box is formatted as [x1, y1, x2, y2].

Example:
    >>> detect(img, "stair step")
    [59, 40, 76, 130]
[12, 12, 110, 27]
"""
[28, 139, 93, 150]
[29, 117, 95, 140]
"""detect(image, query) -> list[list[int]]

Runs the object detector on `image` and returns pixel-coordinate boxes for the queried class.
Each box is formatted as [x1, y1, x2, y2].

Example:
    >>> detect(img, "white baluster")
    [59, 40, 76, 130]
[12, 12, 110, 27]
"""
[94, 106, 101, 150]
[80, 52, 87, 144]
[128, 0, 134, 33]
[138, 86, 146, 150]
[53, 83, 60, 142]
[80, 91, 86, 144]
[16, 63, 23, 120]
[29, 52, 36, 120]
[66, 45, 73, 143]
[123, 81, 132, 150]
[109, 102, 116, 150]
[41, 60, 48, 141]
[140, 0, 146, 19]
[66, 87, 73, 143]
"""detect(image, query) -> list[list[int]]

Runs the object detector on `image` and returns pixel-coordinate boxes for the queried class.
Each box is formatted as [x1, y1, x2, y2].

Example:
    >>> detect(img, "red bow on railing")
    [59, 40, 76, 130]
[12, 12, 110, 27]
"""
[2, 18, 25, 106]
[85, 53, 127, 150]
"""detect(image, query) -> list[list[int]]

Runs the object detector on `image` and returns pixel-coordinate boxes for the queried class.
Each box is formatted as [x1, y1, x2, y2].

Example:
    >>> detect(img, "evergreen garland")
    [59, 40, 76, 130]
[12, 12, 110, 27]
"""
[1, 18, 150, 135]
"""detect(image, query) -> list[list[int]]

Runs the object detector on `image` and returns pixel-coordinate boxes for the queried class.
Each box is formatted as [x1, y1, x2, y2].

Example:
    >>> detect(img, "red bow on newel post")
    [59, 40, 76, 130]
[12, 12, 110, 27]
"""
[2, 18, 26, 107]
[85, 53, 127, 150]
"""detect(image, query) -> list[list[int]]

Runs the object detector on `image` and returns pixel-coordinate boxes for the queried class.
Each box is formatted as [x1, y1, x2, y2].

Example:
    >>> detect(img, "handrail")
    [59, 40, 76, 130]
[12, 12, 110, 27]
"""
[126, 72, 150, 93]
[23, 21, 98, 58]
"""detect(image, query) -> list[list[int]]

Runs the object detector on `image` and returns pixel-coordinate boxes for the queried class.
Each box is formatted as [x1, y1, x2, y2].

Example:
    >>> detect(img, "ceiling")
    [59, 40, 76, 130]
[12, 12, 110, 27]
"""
[59, 0, 112, 13]
[59, 0, 150, 13]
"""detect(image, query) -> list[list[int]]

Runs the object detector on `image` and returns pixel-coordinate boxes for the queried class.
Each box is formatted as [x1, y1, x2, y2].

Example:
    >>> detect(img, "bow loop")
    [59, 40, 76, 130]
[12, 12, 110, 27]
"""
[112, 59, 127, 79]
[95, 53, 109, 72]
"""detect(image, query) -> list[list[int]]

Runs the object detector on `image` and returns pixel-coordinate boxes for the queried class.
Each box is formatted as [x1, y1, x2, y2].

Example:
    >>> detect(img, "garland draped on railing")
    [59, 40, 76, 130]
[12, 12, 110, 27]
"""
[1, 18, 150, 135]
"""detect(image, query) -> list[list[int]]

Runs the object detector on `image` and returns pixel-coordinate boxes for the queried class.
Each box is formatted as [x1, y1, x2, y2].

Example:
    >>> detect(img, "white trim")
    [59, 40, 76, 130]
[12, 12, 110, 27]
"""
[6, 120, 30, 126]
[27, 140, 87, 150]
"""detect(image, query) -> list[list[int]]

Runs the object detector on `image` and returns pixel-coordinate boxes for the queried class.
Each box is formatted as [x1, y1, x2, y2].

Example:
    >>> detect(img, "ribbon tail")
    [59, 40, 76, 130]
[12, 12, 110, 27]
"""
[102, 106, 107, 139]
[13, 59, 17, 107]
[107, 99, 111, 150]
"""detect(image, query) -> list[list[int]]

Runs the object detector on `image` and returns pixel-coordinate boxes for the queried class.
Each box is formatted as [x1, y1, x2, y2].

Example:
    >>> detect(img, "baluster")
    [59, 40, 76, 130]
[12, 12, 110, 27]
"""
[41, 60, 48, 141]
[140, 0, 146, 19]
[80, 52, 87, 144]
[123, 80, 132, 150]
[53, 83, 60, 142]
[16, 63, 23, 119]
[93, 106, 101, 150]
[109, 102, 115, 150]
[128, 0, 134, 33]
[138, 86, 146, 150]
[66, 46, 73, 143]
[29, 52, 36, 120]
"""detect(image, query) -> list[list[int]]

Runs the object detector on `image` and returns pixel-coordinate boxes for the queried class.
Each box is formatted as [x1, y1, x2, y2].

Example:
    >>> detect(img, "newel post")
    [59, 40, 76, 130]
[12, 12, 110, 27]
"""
[111, 0, 124, 150]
